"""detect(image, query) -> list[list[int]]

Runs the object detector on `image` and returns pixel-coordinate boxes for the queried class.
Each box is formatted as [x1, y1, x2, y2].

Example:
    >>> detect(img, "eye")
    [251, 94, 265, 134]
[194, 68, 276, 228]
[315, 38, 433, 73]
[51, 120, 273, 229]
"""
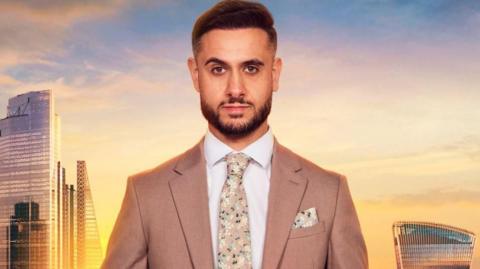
[211, 66, 226, 75]
[244, 65, 259, 74]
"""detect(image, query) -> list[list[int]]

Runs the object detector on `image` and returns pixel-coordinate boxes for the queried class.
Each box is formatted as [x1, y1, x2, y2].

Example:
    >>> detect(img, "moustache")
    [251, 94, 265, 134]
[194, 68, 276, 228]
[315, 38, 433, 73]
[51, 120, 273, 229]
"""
[220, 97, 253, 106]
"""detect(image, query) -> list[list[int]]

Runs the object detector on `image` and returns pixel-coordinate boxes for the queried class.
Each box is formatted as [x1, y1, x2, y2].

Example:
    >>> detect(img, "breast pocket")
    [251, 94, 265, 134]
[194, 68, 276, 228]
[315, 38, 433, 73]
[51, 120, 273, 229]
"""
[288, 220, 325, 239]
[280, 221, 327, 269]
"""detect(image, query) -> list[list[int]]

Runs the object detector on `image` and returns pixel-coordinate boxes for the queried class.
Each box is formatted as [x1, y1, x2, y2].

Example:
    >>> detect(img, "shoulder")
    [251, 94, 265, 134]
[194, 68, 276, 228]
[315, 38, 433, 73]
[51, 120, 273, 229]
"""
[278, 143, 346, 189]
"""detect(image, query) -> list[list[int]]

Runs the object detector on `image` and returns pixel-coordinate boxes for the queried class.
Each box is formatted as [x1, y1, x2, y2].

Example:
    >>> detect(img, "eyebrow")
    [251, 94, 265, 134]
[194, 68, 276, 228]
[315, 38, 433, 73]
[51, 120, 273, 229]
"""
[204, 57, 227, 66]
[204, 57, 265, 67]
[243, 59, 264, 67]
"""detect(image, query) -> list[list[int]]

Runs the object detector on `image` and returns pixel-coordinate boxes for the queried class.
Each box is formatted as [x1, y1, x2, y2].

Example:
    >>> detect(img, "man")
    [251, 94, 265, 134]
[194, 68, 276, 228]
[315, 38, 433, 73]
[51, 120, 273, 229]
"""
[101, 1, 368, 268]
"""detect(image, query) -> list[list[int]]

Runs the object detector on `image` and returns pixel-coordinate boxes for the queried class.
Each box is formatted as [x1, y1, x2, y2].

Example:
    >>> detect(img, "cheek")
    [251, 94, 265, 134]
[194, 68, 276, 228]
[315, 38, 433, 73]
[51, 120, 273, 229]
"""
[244, 76, 273, 99]
[198, 85, 225, 107]
[198, 70, 226, 89]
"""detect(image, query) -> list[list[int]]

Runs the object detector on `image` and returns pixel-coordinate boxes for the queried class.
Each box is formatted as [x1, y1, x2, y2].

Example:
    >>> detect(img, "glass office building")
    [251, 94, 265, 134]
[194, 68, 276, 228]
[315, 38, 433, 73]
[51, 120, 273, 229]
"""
[7, 202, 48, 269]
[393, 221, 476, 269]
[0, 90, 62, 268]
[76, 161, 103, 269]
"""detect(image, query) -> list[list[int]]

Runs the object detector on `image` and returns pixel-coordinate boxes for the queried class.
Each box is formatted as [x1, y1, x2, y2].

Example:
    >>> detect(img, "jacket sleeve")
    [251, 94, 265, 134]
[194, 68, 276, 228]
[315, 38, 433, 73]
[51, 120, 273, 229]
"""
[101, 177, 148, 269]
[327, 175, 368, 268]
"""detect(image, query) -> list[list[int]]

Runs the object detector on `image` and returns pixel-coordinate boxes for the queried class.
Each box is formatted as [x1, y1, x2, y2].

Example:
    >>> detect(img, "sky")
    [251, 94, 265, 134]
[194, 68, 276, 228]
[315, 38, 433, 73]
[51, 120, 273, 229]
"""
[1, 0, 479, 268]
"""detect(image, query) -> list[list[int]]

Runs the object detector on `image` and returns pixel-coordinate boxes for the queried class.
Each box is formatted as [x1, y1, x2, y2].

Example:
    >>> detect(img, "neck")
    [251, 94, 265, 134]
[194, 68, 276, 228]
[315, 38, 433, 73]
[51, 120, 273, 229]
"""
[208, 121, 269, 151]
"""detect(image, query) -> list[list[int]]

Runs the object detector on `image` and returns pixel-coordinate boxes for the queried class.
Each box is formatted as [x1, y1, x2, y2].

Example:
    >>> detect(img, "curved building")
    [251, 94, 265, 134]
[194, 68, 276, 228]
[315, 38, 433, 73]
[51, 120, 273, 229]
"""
[393, 221, 476, 269]
[0, 90, 61, 268]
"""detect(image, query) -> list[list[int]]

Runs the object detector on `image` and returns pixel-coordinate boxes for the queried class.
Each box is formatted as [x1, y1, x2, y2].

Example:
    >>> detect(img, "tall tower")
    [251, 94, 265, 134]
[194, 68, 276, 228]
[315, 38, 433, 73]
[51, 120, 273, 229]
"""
[76, 161, 103, 269]
[393, 221, 476, 269]
[62, 168, 76, 269]
[68, 184, 76, 269]
[0, 90, 62, 268]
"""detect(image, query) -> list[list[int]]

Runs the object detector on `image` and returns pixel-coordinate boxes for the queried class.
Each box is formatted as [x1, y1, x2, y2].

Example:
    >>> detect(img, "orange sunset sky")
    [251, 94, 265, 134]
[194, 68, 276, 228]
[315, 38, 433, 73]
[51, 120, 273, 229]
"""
[1, 1, 479, 268]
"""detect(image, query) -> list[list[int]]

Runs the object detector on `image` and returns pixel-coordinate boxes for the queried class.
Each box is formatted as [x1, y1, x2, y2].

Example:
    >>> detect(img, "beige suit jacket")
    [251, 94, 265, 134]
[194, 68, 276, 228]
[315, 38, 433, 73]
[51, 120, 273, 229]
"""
[101, 136, 368, 269]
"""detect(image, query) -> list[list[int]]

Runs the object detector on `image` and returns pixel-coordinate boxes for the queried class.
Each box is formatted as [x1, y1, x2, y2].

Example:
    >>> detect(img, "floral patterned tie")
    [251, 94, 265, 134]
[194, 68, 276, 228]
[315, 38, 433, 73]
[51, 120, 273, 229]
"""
[217, 152, 253, 269]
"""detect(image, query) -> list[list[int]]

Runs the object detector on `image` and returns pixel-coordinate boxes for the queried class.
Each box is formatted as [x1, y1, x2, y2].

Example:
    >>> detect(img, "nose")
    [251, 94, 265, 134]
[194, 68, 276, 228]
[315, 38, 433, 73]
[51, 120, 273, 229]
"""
[226, 69, 245, 98]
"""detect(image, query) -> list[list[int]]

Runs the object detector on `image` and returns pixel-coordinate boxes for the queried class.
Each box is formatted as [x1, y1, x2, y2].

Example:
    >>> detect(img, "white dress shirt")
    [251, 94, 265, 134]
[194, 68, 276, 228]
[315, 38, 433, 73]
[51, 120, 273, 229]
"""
[204, 126, 274, 269]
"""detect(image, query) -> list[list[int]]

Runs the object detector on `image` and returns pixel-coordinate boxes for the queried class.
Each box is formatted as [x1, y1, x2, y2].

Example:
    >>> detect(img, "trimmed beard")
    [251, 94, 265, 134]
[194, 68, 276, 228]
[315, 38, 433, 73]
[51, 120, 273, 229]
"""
[200, 95, 272, 139]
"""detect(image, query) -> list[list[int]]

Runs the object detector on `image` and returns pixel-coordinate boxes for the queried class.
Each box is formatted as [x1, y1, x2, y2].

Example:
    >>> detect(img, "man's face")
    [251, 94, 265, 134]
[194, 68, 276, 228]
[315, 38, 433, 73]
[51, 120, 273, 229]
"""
[188, 28, 282, 138]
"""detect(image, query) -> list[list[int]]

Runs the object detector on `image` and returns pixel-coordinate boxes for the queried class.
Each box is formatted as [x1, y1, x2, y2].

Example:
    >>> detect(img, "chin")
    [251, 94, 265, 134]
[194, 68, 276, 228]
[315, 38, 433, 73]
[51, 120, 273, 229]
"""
[221, 122, 246, 130]
[222, 117, 250, 125]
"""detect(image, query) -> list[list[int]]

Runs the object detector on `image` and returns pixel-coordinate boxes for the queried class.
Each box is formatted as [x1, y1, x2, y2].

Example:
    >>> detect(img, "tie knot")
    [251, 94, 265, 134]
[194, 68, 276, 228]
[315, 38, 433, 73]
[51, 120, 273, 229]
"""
[225, 152, 251, 177]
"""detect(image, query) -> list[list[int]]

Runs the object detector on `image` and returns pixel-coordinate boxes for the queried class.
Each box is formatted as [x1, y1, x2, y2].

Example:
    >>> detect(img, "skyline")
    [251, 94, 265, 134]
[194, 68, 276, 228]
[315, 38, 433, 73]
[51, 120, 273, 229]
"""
[0, 90, 103, 268]
[0, 90, 61, 268]
[1, 1, 479, 268]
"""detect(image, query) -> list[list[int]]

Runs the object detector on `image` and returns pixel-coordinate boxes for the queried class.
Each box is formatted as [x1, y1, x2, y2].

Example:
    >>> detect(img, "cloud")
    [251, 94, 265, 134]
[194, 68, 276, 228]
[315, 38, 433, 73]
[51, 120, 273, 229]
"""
[433, 135, 480, 161]
[0, 0, 182, 108]
[0, 20, 64, 70]
[0, 74, 19, 87]
[366, 188, 480, 207]
[364, 135, 480, 165]
[329, 134, 480, 170]
[0, 0, 145, 71]
[2, 63, 185, 116]
[0, 0, 124, 23]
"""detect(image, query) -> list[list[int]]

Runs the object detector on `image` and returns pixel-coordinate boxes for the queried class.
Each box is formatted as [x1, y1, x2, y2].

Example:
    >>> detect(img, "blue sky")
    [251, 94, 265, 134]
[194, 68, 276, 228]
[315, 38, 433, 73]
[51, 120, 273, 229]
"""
[3, 0, 479, 87]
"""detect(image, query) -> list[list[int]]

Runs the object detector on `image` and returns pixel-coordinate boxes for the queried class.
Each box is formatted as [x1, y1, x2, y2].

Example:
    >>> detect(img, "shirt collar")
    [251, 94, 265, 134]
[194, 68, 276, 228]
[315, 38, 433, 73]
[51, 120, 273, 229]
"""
[203, 126, 274, 169]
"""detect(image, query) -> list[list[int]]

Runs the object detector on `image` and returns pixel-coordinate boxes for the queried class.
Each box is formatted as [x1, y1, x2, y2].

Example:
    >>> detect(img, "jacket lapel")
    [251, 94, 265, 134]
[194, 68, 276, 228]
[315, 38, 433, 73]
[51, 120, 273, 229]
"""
[168, 136, 214, 269]
[167, 135, 307, 269]
[261, 137, 308, 269]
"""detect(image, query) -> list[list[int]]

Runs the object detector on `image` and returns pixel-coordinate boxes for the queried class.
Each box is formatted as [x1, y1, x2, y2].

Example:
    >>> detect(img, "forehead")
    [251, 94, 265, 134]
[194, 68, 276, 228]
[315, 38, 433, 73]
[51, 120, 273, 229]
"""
[197, 28, 272, 62]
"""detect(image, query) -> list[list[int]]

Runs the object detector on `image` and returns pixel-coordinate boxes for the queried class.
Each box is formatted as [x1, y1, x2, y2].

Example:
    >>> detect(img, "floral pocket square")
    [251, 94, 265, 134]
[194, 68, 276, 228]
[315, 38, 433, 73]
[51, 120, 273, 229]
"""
[292, 207, 318, 229]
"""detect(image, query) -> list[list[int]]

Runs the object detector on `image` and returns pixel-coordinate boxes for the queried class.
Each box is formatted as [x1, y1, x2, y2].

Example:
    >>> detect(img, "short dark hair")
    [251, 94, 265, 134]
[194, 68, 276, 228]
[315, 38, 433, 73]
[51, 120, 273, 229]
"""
[192, 0, 277, 55]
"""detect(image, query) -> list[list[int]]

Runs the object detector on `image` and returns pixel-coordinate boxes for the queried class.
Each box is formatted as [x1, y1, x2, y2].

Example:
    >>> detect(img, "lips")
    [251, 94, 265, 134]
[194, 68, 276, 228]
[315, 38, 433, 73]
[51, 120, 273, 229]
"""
[222, 104, 250, 114]
[223, 104, 249, 108]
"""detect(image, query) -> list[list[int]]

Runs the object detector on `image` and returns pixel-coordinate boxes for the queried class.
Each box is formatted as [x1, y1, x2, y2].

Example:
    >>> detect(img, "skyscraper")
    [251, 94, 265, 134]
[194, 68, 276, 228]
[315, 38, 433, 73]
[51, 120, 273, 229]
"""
[393, 221, 476, 269]
[0, 90, 62, 268]
[62, 168, 76, 269]
[68, 184, 76, 269]
[76, 160, 103, 269]
[7, 201, 48, 269]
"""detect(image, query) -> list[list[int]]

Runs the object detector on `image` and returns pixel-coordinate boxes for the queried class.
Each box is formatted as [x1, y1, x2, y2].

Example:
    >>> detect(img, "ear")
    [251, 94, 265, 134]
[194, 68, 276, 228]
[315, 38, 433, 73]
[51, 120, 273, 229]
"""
[272, 57, 282, 92]
[187, 57, 200, 92]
